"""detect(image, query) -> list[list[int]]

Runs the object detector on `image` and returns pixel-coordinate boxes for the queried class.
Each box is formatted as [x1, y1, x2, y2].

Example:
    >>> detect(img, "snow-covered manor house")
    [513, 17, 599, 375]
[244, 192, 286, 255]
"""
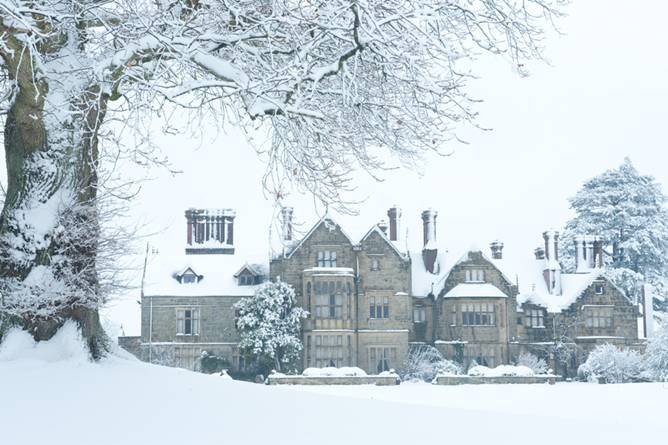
[119, 207, 648, 376]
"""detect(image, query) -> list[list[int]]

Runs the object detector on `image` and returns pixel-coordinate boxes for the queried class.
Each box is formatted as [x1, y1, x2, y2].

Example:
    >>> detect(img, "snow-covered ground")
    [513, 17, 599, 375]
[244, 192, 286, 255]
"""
[1, 324, 666, 445]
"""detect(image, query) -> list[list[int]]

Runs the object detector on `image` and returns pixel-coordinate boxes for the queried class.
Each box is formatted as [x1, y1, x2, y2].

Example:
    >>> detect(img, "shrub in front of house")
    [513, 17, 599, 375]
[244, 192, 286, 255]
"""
[578, 344, 644, 383]
[400, 345, 462, 382]
[643, 322, 668, 382]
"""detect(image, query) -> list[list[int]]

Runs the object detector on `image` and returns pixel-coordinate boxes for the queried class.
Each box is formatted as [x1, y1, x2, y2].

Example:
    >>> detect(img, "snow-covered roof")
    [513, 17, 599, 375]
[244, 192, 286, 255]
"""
[443, 283, 508, 299]
[510, 257, 608, 312]
[360, 224, 408, 258]
[410, 247, 452, 297]
[143, 252, 268, 297]
[283, 216, 355, 259]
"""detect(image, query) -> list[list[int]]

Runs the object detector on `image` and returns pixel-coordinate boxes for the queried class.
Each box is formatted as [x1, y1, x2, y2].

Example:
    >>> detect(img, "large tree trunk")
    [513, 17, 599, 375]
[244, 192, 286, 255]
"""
[0, 33, 108, 358]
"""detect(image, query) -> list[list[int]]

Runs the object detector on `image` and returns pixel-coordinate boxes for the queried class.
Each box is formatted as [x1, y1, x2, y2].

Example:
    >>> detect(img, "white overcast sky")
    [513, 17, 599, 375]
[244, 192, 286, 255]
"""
[3, 1, 668, 335]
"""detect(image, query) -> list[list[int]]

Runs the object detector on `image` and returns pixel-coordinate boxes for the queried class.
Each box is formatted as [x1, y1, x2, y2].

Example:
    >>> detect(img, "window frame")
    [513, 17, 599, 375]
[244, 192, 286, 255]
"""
[461, 303, 496, 326]
[369, 296, 390, 319]
[585, 306, 613, 329]
[176, 308, 200, 336]
[413, 305, 426, 323]
[526, 308, 545, 328]
[314, 334, 345, 368]
[465, 269, 485, 283]
[316, 250, 337, 268]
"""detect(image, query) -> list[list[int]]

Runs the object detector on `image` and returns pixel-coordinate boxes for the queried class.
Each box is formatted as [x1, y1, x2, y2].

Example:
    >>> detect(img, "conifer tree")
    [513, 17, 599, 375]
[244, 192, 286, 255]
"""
[562, 158, 668, 308]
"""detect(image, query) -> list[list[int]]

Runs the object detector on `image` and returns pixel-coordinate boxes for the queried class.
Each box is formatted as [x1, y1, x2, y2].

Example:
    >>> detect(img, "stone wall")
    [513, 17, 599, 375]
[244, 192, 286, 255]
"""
[267, 375, 400, 386]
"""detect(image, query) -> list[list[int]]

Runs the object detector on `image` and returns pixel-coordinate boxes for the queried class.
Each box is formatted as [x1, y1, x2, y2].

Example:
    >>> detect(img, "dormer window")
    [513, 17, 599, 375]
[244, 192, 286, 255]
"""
[317, 251, 337, 267]
[178, 267, 201, 284]
[182, 274, 197, 284]
[465, 269, 484, 282]
[238, 274, 255, 286]
[234, 264, 264, 287]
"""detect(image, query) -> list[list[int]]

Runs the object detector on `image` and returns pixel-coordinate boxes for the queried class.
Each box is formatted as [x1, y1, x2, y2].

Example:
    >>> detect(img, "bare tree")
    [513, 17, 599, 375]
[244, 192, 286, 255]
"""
[0, 0, 566, 355]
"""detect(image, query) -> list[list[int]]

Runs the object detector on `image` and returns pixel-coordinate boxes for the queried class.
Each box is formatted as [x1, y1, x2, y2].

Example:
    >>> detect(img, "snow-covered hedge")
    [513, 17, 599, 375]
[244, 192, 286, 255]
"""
[467, 365, 535, 378]
[302, 367, 367, 377]
[644, 322, 668, 382]
[400, 345, 462, 381]
[516, 352, 549, 375]
[578, 344, 644, 383]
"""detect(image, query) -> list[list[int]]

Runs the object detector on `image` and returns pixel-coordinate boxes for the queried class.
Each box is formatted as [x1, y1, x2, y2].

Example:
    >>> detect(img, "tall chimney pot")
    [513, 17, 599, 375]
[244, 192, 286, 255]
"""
[387, 207, 401, 242]
[281, 207, 294, 241]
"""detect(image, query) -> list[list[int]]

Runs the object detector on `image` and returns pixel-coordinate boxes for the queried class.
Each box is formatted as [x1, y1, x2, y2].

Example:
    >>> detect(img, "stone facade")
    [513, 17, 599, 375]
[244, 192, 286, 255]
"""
[271, 220, 412, 374]
[135, 294, 245, 371]
[118, 208, 267, 374]
[433, 251, 519, 368]
[121, 207, 645, 378]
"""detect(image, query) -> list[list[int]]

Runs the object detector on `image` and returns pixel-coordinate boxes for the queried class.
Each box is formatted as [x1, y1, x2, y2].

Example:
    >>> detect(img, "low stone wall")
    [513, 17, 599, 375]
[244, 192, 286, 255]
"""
[267, 375, 400, 386]
[435, 375, 560, 385]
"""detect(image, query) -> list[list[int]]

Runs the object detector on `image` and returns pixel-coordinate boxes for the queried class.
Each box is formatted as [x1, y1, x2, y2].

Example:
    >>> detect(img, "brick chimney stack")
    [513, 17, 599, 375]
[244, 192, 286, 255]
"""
[281, 207, 294, 241]
[421, 209, 437, 248]
[421, 209, 438, 273]
[185, 208, 235, 255]
[490, 241, 504, 260]
[387, 206, 401, 242]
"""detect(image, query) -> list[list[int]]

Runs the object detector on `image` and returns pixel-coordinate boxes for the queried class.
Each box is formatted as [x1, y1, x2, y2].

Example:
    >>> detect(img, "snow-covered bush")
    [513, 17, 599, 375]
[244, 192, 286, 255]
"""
[516, 352, 549, 375]
[235, 280, 307, 374]
[400, 345, 462, 381]
[578, 344, 644, 383]
[199, 351, 230, 374]
[644, 322, 668, 382]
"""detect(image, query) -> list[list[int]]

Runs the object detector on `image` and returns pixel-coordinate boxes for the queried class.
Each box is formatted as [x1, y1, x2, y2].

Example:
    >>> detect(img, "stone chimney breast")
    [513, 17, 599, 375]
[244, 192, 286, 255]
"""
[490, 241, 504, 260]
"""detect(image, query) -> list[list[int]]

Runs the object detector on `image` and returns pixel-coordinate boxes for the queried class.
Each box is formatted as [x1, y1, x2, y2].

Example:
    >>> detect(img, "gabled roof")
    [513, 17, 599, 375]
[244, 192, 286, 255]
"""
[233, 263, 267, 278]
[284, 215, 355, 259]
[359, 224, 407, 259]
[453, 247, 516, 287]
[178, 267, 201, 278]
[513, 261, 630, 313]
[416, 246, 515, 300]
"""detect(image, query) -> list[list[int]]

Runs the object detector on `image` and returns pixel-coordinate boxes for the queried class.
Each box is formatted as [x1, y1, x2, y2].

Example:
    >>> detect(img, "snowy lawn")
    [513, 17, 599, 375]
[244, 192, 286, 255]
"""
[1, 325, 666, 445]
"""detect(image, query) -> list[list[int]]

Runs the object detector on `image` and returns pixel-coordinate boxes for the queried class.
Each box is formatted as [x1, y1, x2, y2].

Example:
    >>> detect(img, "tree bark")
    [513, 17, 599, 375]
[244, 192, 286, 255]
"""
[0, 33, 109, 358]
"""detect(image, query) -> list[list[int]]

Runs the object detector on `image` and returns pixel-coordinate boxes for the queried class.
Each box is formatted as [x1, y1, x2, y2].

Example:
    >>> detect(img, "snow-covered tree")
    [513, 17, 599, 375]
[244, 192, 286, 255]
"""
[561, 159, 668, 308]
[400, 344, 461, 382]
[0, 0, 566, 354]
[516, 352, 549, 375]
[644, 322, 668, 382]
[577, 344, 644, 384]
[234, 280, 307, 373]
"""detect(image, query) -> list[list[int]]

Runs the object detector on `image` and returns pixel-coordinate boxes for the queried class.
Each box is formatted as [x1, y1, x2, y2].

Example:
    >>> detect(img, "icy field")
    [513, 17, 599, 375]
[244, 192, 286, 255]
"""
[1, 324, 667, 445]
